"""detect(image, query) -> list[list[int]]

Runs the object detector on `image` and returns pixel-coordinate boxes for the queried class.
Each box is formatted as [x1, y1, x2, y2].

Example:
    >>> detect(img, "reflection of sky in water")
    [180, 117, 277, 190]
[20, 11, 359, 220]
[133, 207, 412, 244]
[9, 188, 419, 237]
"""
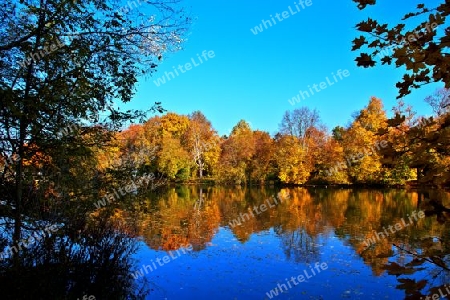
[133, 227, 404, 299]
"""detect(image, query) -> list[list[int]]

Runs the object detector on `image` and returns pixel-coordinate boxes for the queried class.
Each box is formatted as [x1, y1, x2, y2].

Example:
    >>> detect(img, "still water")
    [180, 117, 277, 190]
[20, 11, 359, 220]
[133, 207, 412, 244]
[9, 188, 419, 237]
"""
[127, 187, 450, 299]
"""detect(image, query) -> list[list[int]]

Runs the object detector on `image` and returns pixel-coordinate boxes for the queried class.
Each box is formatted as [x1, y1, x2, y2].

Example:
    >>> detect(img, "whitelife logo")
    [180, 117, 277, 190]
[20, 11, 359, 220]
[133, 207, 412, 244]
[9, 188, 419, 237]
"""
[250, 0, 313, 35]
[363, 210, 425, 247]
[288, 69, 350, 105]
[265, 262, 328, 298]
[377, 22, 438, 59]
[131, 243, 193, 279]
[93, 173, 161, 209]
[228, 194, 290, 228]
[420, 284, 450, 300]
[153, 50, 215, 86]
[324, 140, 388, 177]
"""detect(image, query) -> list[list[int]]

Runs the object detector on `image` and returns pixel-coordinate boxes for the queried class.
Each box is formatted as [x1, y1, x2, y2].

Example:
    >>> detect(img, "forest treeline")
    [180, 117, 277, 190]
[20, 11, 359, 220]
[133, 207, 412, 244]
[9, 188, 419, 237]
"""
[99, 88, 450, 187]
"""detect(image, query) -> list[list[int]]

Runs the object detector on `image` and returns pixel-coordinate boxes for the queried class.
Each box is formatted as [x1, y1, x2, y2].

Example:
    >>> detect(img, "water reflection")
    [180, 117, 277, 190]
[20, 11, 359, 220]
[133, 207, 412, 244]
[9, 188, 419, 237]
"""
[126, 186, 450, 298]
[0, 218, 148, 299]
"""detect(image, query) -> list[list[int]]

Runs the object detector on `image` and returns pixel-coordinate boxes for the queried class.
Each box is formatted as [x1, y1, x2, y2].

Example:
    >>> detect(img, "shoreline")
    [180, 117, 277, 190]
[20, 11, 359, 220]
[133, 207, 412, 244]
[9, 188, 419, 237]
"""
[159, 179, 449, 189]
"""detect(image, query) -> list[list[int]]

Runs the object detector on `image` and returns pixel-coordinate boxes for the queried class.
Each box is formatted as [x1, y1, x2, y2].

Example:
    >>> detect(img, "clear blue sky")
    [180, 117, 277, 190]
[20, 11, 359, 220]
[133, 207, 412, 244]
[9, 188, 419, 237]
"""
[125, 0, 444, 136]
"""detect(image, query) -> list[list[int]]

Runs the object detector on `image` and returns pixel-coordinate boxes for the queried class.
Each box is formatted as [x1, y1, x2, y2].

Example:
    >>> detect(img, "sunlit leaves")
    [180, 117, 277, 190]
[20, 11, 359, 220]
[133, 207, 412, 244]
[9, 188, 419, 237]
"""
[185, 111, 221, 178]
[381, 89, 450, 186]
[158, 135, 191, 179]
[218, 120, 255, 184]
[249, 131, 275, 183]
[275, 136, 310, 184]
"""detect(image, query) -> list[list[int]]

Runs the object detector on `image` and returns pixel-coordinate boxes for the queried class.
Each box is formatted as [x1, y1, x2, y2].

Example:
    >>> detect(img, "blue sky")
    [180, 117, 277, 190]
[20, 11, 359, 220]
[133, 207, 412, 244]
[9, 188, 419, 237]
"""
[125, 0, 444, 136]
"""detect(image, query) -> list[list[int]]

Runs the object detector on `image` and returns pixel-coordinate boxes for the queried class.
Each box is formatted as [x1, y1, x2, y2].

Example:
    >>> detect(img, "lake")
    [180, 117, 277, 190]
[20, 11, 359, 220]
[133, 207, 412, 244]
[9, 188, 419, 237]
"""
[125, 186, 450, 299]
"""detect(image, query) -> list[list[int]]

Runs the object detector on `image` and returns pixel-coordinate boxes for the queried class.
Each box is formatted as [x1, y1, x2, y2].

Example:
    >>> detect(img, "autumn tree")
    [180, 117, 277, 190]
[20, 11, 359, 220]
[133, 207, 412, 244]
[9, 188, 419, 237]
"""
[218, 120, 255, 184]
[141, 115, 165, 173]
[0, 0, 188, 267]
[276, 107, 322, 184]
[279, 108, 321, 145]
[382, 95, 450, 186]
[274, 134, 310, 184]
[248, 130, 276, 184]
[316, 136, 349, 184]
[373, 100, 417, 185]
[332, 126, 346, 141]
[185, 111, 220, 178]
[153, 113, 191, 179]
[158, 134, 191, 180]
[340, 97, 388, 184]
[351, 1, 450, 185]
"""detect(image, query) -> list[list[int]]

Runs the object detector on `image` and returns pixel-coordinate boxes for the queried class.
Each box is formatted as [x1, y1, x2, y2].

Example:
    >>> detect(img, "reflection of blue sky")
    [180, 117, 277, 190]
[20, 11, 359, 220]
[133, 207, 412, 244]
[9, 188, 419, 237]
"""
[134, 227, 404, 299]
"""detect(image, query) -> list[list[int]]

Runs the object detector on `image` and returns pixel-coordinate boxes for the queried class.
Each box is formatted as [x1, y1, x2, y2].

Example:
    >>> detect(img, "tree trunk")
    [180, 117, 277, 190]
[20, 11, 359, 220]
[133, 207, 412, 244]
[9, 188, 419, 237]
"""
[198, 159, 204, 178]
[12, 133, 25, 269]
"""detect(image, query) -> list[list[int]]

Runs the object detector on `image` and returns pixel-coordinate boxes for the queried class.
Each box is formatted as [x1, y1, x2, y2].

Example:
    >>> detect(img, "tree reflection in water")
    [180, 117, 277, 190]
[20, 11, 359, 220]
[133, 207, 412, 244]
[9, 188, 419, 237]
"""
[125, 186, 449, 298]
[6, 186, 444, 298]
[0, 218, 148, 299]
[276, 226, 320, 264]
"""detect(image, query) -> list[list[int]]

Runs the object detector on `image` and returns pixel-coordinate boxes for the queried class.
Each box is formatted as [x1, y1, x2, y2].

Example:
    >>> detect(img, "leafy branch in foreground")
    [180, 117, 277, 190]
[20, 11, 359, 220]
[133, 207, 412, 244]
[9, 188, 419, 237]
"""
[352, 1, 450, 98]
[0, 0, 189, 268]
